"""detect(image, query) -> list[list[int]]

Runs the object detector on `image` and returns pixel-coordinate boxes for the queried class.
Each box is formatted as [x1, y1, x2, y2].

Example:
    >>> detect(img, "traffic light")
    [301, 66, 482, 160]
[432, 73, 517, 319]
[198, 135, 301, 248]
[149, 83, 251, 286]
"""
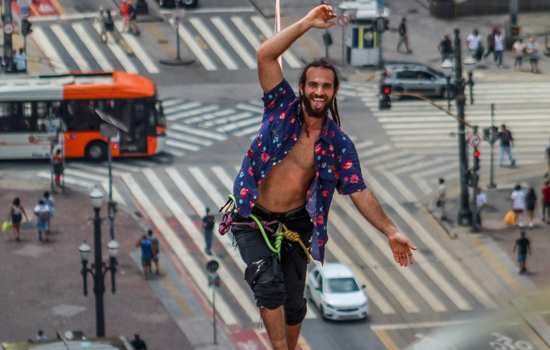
[473, 148, 480, 171]
[322, 31, 333, 47]
[379, 84, 392, 110]
[21, 18, 32, 36]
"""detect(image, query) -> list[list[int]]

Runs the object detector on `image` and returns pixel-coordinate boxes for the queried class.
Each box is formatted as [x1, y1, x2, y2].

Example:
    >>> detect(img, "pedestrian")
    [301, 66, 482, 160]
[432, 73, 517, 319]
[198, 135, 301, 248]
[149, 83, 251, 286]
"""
[513, 230, 531, 274]
[43, 191, 55, 233]
[541, 181, 550, 223]
[438, 34, 453, 63]
[202, 207, 215, 255]
[147, 229, 160, 275]
[130, 334, 147, 350]
[475, 187, 488, 228]
[14, 48, 27, 73]
[513, 38, 526, 70]
[435, 178, 447, 221]
[101, 9, 115, 43]
[35, 330, 48, 342]
[136, 235, 152, 278]
[467, 29, 483, 61]
[525, 186, 537, 228]
[498, 124, 515, 167]
[120, 0, 130, 33]
[545, 138, 550, 176]
[484, 28, 495, 60]
[493, 29, 505, 68]
[219, 5, 416, 349]
[511, 184, 526, 227]
[128, 0, 140, 36]
[34, 199, 50, 242]
[396, 17, 412, 54]
[9, 197, 29, 241]
[52, 148, 64, 190]
[526, 36, 541, 73]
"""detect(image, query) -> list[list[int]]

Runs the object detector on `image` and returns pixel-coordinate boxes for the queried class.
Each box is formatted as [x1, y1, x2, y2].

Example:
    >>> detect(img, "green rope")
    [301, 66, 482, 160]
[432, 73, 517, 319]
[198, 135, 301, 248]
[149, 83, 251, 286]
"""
[249, 214, 284, 258]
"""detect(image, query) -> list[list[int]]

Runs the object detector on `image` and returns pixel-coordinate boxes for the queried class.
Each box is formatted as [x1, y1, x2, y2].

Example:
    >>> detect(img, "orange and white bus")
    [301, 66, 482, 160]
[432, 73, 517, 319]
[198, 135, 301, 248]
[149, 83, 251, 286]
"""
[0, 71, 166, 160]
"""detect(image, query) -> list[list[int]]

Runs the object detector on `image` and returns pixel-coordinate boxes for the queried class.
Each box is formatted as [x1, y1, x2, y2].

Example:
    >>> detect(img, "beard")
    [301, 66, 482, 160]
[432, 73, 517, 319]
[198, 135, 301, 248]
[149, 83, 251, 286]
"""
[300, 93, 332, 119]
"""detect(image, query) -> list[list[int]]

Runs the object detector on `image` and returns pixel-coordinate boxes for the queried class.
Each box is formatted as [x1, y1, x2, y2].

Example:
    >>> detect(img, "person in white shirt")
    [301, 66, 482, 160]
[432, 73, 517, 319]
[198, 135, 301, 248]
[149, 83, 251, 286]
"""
[14, 48, 27, 73]
[494, 30, 505, 67]
[513, 38, 526, 70]
[526, 36, 541, 73]
[511, 184, 526, 227]
[475, 188, 488, 227]
[466, 29, 482, 60]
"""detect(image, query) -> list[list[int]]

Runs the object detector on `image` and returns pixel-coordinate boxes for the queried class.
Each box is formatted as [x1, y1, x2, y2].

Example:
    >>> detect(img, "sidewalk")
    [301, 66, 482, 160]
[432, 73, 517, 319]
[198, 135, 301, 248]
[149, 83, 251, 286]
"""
[0, 174, 230, 349]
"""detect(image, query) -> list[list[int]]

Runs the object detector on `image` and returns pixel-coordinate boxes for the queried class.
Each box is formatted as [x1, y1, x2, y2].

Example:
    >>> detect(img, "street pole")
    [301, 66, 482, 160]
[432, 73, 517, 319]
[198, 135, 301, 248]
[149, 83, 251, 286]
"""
[454, 28, 472, 226]
[471, 126, 480, 232]
[377, 0, 384, 69]
[159, 15, 194, 66]
[107, 139, 115, 240]
[510, 0, 518, 26]
[93, 206, 106, 337]
[488, 103, 497, 189]
[3, 0, 14, 72]
[212, 286, 217, 345]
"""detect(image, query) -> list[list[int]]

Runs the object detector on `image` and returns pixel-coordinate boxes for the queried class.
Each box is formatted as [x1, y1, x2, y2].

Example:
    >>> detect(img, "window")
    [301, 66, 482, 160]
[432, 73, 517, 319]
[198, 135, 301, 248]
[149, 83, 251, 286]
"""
[63, 100, 101, 131]
[396, 70, 417, 79]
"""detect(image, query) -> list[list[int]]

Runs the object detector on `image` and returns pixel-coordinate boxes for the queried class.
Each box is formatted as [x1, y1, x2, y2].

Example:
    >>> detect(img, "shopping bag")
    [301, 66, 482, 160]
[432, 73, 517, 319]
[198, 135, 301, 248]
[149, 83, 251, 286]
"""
[504, 210, 516, 225]
[2, 221, 13, 233]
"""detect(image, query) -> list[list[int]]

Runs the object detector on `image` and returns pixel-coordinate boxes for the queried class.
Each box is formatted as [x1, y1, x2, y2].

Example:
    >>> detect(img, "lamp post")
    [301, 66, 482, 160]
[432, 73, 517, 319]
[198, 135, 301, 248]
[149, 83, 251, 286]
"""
[79, 186, 119, 338]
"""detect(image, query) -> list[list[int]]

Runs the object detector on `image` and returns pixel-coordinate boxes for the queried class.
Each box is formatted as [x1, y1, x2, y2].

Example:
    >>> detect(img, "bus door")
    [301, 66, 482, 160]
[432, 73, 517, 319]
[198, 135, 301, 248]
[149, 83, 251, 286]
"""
[117, 100, 147, 154]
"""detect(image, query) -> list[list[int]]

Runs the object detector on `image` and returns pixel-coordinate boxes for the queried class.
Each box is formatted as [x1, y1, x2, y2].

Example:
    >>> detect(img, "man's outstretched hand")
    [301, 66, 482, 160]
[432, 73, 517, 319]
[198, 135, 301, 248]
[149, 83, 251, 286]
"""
[304, 4, 336, 29]
[388, 232, 417, 267]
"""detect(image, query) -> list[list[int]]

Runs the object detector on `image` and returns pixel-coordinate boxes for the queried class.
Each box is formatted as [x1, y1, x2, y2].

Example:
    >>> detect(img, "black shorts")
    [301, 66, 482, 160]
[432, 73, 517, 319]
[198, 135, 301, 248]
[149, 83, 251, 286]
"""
[11, 213, 22, 225]
[232, 205, 313, 325]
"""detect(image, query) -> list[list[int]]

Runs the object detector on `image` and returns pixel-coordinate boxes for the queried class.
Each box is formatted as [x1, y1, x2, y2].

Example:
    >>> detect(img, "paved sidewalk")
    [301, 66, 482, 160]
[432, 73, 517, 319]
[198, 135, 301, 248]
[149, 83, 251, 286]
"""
[0, 174, 228, 349]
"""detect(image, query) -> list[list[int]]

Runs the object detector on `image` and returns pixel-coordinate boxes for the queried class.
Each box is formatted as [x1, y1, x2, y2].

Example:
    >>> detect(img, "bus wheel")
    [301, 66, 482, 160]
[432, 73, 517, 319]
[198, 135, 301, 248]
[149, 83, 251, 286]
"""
[85, 141, 107, 161]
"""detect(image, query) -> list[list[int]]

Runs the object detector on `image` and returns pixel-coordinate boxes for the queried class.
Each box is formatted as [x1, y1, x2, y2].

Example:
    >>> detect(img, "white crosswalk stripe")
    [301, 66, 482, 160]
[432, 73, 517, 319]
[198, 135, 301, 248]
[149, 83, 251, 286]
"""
[251, 16, 302, 69]
[115, 21, 160, 74]
[92, 22, 138, 73]
[211, 17, 256, 69]
[72, 23, 114, 71]
[190, 18, 239, 70]
[32, 26, 68, 73]
[51, 24, 91, 71]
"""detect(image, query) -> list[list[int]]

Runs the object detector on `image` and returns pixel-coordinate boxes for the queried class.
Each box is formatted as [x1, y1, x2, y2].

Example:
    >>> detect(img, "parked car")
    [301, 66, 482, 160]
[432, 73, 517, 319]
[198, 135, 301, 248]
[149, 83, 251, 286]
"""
[157, 0, 198, 9]
[381, 62, 455, 99]
[306, 263, 368, 321]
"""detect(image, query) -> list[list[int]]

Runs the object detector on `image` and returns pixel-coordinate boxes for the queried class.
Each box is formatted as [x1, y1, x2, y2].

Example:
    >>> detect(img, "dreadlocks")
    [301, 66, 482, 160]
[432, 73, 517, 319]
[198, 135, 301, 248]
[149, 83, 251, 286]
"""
[298, 58, 342, 127]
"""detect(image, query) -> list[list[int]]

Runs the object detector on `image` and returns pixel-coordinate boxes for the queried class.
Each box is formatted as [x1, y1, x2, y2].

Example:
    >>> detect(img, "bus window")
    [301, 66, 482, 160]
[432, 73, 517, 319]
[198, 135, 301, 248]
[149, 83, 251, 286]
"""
[64, 100, 101, 131]
[155, 100, 166, 127]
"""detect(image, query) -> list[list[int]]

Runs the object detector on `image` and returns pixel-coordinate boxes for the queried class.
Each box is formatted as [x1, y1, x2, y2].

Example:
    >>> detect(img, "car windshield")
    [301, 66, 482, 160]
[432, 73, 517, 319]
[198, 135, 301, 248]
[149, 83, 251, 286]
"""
[326, 277, 359, 293]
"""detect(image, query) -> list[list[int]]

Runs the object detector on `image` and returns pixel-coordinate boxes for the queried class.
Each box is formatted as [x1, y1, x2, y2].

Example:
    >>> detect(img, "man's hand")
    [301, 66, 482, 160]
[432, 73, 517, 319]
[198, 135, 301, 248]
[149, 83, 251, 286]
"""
[388, 232, 416, 267]
[304, 4, 336, 29]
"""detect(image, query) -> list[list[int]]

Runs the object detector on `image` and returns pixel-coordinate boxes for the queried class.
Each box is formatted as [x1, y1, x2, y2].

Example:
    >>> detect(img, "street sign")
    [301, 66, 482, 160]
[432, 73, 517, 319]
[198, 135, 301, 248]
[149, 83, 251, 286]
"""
[4, 23, 13, 34]
[469, 135, 481, 147]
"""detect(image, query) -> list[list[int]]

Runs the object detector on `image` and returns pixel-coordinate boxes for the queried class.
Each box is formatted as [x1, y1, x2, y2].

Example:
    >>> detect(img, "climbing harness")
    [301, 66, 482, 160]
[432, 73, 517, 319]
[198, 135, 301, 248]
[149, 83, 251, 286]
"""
[219, 195, 312, 263]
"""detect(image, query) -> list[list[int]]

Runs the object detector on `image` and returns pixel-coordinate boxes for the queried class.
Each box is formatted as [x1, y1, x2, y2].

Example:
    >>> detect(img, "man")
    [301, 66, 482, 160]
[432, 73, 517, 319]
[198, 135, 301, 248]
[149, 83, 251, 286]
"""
[396, 17, 412, 54]
[542, 181, 550, 224]
[14, 48, 27, 73]
[435, 178, 447, 221]
[438, 34, 453, 63]
[513, 231, 531, 274]
[498, 124, 515, 167]
[466, 29, 482, 61]
[147, 229, 160, 275]
[226, 5, 416, 350]
[202, 207, 215, 255]
[475, 187, 488, 228]
[545, 138, 550, 176]
[136, 235, 152, 278]
[34, 199, 50, 242]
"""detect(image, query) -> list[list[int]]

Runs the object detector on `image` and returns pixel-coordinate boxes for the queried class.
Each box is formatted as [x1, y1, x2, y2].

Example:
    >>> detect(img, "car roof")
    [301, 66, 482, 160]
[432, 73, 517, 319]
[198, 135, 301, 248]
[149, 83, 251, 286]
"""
[319, 263, 355, 279]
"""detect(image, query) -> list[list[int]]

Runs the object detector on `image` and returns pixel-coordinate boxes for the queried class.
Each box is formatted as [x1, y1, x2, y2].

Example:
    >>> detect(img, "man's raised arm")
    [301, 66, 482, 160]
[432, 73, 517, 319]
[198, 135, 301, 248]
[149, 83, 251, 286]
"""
[257, 4, 336, 92]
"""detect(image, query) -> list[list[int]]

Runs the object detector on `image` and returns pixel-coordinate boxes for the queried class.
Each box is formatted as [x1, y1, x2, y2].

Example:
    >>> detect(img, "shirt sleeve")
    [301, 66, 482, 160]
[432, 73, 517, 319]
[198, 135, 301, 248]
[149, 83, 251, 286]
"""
[336, 137, 367, 195]
[261, 79, 296, 122]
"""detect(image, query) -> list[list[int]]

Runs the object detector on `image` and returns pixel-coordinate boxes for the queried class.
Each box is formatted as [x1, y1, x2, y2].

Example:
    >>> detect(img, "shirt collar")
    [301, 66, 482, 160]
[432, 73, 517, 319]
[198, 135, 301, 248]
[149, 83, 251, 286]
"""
[296, 104, 335, 144]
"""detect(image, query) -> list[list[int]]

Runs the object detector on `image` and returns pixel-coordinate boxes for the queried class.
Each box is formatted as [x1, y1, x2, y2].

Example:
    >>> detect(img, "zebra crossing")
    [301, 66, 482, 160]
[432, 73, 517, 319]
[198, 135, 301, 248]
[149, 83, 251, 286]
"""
[30, 18, 159, 74]
[117, 162, 497, 327]
[172, 13, 302, 71]
[341, 78, 550, 196]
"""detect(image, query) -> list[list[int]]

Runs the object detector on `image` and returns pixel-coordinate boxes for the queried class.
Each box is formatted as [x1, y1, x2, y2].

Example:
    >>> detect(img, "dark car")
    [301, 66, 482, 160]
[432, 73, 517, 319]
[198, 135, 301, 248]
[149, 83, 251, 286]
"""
[381, 62, 455, 99]
[157, 0, 198, 9]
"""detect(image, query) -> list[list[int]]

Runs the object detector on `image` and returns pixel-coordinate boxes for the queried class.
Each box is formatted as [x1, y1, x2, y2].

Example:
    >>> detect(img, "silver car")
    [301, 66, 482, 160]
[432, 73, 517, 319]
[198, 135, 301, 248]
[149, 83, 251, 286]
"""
[381, 62, 455, 99]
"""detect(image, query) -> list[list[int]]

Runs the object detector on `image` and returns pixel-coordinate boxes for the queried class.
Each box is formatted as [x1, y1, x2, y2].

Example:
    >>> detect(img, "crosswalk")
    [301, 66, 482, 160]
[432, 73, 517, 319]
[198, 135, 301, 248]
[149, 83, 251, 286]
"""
[117, 162, 497, 327]
[30, 18, 159, 74]
[173, 13, 302, 71]
[339, 79, 550, 196]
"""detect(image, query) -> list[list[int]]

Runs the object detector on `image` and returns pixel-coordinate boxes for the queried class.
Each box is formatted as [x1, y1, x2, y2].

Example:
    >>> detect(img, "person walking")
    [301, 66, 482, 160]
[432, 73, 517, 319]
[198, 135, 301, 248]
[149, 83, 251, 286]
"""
[136, 235, 153, 278]
[484, 28, 495, 61]
[542, 181, 550, 224]
[526, 36, 541, 73]
[33, 199, 50, 242]
[438, 34, 453, 63]
[43, 191, 55, 233]
[513, 231, 531, 274]
[475, 187, 488, 228]
[101, 9, 115, 43]
[396, 17, 412, 54]
[493, 29, 505, 68]
[467, 29, 482, 61]
[511, 184, 526, 227]
[498, 124, 515, 167]
[120, 0, 130, 33]
[52, 148, 64, 190]
[525, 186, 537, 228]
[14, 48, 27, 73]
[545, 138, 550, 176]
[128, 0, 140, 36]
[9, 197, 29, 241]
[147, 229, 160, 275]
[220, 5, 416, 349]
[202, 207, 215, 255]
[513, 38, 526, 70]
[435, 178, 447, 221]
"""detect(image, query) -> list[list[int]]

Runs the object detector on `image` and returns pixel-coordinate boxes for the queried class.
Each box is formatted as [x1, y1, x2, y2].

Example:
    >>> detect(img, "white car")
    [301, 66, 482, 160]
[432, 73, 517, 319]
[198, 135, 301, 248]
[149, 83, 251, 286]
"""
[306, 263, 369, 321]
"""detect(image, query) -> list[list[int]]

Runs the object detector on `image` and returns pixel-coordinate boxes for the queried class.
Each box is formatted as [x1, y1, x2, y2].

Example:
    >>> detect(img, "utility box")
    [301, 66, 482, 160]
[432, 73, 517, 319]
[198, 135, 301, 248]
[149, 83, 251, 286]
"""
[339, 1, 390, 67]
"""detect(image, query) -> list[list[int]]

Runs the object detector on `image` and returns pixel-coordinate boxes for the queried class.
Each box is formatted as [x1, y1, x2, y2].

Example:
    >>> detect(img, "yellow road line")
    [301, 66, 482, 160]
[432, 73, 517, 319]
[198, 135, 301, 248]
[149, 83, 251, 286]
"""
[374, 329, 400, 350]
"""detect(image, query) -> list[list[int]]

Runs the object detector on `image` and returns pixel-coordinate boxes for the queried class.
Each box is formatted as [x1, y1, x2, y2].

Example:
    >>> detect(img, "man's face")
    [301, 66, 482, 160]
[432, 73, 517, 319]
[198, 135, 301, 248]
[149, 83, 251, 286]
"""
[300, 67, 336, 119]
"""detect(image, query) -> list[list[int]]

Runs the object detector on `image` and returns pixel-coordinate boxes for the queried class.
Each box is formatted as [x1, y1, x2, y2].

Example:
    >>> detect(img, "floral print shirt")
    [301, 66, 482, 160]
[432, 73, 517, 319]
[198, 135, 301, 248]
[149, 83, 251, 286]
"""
[233, 79, 366, 262]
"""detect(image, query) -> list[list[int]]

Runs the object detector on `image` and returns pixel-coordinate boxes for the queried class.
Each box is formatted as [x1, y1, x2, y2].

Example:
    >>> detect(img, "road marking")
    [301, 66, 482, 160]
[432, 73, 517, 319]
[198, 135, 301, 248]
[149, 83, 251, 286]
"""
[371, 319, 477, 331]
[166, 130, 213, 147]
[217, 116, 262, 133]
[176, 23, 217, 71]
[188, 167, 226, 208]
[62, 168, 126, 206]
[393, 157, 450, 175]
[68, 162, 129, 177]
[185, 109, 236, 124]
[32, 26, 68, 73]
[166, 168, 207, 217]
[365, 171, 497, 309]
[167, 105, 220, 122]
[251, 16, 302, 69]
[354, 140, 375, 151]
[364, 150, 408, 166]
[334, 196, 448, 312]
[50, 24, 91, 71]
[190, 18, 238, 70]
[37, 171, 94, 189]
[231, 16, 262, 53]
[164, 101, 203, 115]
[235, 125, 260, 137]
[166, 148, 186, 157]
[92, 22, 138, 73]
[122, 173, 239, 325]
[161, 98, 183, 108]
[161, 6, 256, 14]
[211, 17, 256, 69]
[329, 211, 420, 313]
[72, 23, 113, 71]
[202, 112, 253, 127]
[170, 124, 227, 141]
[373, 330, 399, 350]
[166, 139, 201, 152]
[377, 155, 425, 172]
[235, 103, 263, 114]
[114, 21, 160, 74]
[359, 144, 392, 160]
[381, 171, 417, 202]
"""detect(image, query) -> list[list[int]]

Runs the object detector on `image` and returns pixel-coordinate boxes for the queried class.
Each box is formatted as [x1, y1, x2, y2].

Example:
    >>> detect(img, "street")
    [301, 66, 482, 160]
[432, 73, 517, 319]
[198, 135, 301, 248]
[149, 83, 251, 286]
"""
[1, 0, 550, 349]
